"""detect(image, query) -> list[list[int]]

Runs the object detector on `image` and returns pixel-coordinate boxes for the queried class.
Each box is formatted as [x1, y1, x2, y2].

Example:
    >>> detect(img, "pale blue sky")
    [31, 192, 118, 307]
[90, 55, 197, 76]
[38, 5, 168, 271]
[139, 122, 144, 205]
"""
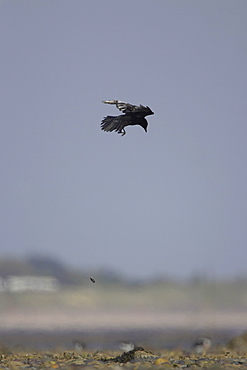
[1, 1, 247, 279]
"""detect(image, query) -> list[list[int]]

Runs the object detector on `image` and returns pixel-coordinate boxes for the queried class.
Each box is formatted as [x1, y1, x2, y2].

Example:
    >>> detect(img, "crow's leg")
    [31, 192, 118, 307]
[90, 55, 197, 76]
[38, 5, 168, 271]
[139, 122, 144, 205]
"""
[121, 128, 126, 136]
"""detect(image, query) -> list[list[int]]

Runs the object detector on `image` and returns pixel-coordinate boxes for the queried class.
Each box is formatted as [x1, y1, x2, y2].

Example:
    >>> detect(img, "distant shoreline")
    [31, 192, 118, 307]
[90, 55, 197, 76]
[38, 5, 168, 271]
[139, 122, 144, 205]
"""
[1, 310, 246, 331]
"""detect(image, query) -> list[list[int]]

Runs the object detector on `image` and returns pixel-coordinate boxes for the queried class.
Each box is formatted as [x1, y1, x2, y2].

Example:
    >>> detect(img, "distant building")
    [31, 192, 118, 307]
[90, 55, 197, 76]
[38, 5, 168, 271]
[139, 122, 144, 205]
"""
[0, 276, 59, 292]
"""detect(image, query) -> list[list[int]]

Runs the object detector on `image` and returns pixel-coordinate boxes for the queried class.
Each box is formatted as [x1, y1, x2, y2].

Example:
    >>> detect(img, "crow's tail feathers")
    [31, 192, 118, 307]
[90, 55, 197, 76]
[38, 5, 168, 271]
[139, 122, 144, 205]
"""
[101, 116, 126, 136]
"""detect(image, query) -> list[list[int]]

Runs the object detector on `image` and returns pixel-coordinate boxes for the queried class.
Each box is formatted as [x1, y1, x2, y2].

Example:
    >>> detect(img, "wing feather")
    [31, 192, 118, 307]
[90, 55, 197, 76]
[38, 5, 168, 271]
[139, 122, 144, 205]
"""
[101, 115, 127, 134]
[102, 100, 153, 116]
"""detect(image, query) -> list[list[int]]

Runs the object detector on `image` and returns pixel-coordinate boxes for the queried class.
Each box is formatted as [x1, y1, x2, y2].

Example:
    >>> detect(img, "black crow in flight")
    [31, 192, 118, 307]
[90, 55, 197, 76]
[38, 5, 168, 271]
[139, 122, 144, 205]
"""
[101, 100, 154, 136]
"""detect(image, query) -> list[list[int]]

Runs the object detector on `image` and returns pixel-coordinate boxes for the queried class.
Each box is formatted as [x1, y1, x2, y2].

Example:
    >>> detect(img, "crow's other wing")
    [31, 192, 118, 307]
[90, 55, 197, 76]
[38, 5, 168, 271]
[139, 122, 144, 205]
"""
[101, 115, 132, 135]
[102, 100, 154, 116]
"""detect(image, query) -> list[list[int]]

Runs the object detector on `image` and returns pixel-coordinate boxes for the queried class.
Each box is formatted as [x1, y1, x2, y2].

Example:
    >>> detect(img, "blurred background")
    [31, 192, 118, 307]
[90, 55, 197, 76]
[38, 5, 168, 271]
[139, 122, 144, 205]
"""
[0, 0, 247, 352]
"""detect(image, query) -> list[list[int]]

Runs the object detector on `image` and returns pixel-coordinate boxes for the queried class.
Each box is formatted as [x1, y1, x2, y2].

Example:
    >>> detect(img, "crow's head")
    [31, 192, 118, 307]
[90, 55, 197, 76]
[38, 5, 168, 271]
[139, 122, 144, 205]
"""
[140, 119, 148, 132]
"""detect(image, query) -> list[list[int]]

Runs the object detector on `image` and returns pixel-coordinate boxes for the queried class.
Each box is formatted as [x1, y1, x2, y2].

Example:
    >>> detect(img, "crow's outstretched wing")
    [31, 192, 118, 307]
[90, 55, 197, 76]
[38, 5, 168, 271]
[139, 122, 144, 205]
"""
[101, 115, 133, 136]
[102, 100, 153, 116]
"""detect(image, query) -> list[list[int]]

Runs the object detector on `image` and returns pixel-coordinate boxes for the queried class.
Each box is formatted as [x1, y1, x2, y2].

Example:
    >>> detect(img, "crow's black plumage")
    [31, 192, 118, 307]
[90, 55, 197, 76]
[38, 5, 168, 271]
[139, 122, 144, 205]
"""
[101, 100, 154, 136]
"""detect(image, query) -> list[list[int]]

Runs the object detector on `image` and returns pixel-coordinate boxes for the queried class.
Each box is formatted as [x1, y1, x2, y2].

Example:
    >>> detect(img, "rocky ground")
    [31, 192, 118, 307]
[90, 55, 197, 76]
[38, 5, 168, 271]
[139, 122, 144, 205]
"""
[0, 346, 247, 369]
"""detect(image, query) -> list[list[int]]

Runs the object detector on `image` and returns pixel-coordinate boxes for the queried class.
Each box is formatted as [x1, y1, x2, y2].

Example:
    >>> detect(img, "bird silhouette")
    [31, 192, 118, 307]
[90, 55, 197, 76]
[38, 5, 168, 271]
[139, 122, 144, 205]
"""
[101, 100, 154, 136]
